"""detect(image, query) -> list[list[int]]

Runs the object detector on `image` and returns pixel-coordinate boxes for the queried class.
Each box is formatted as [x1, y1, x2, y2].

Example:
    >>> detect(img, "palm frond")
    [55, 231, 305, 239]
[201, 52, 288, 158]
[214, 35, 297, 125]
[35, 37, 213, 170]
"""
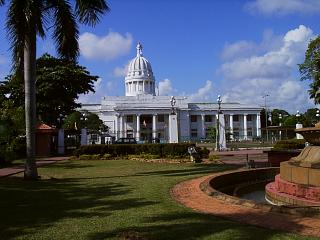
[6, 0, 47, 71]
[6, 0, 27, 71]
[48, 0, 79, 60]
[75, 0, 110, 26]
[0, 0, 5, 6]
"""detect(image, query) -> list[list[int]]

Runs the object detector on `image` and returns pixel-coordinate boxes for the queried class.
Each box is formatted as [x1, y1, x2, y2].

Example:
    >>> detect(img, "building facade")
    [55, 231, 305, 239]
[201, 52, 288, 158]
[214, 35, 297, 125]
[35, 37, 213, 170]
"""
[81, 43, 262, 143]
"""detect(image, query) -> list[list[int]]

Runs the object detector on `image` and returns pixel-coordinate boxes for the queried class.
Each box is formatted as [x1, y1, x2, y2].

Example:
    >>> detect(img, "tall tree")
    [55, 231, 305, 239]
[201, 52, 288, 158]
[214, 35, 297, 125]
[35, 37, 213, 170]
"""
[271, 109, 290, 126]
[3, 54, 99, 126]
[0, 0, 110, 179]
[299, 36, 320, 103]
[63, 111, 107, 132]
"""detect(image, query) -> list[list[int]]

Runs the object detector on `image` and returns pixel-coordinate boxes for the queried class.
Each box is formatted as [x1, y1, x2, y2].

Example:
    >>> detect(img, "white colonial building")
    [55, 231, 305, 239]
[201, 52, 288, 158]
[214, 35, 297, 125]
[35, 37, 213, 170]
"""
[81, 43, 262, 143]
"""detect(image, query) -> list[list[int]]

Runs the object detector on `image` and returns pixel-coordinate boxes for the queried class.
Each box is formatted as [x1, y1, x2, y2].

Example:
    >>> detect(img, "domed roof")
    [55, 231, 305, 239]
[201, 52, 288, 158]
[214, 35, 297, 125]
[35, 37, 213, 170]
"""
[126, 43, 154, 78]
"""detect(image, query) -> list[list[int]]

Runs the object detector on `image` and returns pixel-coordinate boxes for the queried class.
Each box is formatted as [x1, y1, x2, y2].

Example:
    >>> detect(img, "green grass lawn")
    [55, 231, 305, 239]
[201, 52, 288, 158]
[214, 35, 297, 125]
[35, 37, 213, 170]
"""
[0, 160, 316, 240]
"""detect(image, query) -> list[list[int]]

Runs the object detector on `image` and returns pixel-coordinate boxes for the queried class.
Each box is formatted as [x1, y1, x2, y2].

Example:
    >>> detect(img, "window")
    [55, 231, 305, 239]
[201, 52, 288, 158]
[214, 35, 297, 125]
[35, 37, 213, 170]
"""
[191, 128, 198, 138]
[126, 130, 133, 138]
[205, 115, 212, 122]
[247, 115, 252, 121]
[127, 115, 133, 123]
[91, 134, 98, 141]
[158, 114, 164, 122]
[233, 115, 239, 121]
[247, 131, 252, 137]
[191, 115, 197, 122]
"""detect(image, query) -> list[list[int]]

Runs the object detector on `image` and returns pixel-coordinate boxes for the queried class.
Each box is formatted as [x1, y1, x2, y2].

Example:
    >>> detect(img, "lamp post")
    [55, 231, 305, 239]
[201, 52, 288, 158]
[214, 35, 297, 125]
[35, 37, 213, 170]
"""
[316, 110, 320, 124]
[262, 94, 269, 142]
[170, 96, 176, 115]
[296, 110, 301, 123]
[278, 113, 282, 140]
[216, 95, 222, 151]
[80, 112, 88, 128]
[57, 113, 65, 128]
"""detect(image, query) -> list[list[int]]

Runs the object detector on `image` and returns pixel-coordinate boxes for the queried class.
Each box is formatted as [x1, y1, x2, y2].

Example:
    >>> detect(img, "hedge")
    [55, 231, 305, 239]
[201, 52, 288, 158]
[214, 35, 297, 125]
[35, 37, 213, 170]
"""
[273, 139, 306, 150]
[74, 143, 197, 158]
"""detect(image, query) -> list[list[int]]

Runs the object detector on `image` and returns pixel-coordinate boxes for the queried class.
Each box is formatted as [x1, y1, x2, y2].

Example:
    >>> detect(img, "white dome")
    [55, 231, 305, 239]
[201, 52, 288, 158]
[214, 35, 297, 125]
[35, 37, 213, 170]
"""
[125, 43, 156, 96]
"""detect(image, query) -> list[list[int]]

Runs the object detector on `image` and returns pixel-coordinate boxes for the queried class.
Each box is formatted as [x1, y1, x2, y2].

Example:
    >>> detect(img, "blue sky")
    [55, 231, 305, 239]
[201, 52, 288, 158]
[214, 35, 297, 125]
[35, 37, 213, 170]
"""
[1, 0, 320, 113]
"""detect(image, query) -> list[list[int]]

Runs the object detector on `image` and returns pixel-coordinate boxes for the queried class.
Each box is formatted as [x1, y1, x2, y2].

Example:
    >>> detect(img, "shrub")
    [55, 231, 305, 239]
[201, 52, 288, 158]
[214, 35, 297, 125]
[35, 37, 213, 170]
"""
[209, 154, 220, 162]
[139, 153, 161, 160]
[10, 137, 26, 159]
[74, 143, 194, 158]
[79, 154, 100, 160]
[197, 147, 210, 158]
[102, 153, 112, 160]
[273, 139, 306, 150]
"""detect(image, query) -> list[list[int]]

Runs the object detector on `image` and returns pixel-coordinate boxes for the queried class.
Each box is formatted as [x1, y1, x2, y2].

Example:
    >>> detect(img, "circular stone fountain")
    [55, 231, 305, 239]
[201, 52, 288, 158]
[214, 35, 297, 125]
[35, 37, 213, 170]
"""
[266, 123, 320, 206]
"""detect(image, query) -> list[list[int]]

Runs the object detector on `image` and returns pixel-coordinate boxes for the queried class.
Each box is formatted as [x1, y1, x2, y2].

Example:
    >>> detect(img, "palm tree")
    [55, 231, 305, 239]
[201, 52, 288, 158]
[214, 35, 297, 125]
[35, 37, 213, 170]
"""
[0, 0, 109, 179]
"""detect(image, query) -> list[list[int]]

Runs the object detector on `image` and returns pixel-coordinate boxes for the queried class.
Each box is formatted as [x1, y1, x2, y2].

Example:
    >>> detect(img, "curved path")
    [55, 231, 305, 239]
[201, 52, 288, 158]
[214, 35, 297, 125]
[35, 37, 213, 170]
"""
[0, 157, 69, 178]
[171, 173, 320, 238]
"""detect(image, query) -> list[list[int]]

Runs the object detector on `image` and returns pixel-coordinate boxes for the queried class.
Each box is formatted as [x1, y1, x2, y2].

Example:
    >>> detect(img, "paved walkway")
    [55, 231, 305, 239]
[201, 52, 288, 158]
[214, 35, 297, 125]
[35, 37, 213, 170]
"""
[213, 149, 269, 167]
[0, 156, 69, 178]
[171, 173, 320, 238]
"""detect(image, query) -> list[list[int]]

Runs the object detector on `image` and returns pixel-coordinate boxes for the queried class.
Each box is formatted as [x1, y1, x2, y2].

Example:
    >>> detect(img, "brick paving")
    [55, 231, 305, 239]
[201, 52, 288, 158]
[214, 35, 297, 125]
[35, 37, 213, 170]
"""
[213, 149, 269, 167]
[171, 173, 320, 238]
[0, 156, 69, 178]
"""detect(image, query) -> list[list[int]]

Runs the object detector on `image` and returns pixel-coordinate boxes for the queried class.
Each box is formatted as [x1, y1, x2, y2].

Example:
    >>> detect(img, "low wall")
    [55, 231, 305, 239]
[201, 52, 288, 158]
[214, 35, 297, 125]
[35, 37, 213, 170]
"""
[200, 168, 320, 216]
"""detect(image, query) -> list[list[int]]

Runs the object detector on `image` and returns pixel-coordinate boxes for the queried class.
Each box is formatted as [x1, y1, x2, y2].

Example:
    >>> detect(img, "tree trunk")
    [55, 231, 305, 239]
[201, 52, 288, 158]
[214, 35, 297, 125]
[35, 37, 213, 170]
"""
[24, 29, 38, 180]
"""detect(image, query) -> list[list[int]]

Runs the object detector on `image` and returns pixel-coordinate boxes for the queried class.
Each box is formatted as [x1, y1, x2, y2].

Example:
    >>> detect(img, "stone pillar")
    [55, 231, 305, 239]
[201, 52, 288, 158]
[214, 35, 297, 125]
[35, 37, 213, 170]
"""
[201, 114, 205, 138]
[218, 114, 226, 150]
[229, 114, 234, 140]
[119, 114, 123, 138]
[169, 113, 178, 143]
[81, 128, 87, 145]
[58, 129, 65, 155]
[152, 114, 157, 139]
[256, 114, 261, 137]
[136, 114, 140, 141]
[296, 123, 304, 139]
[243, 114, 248, 140]
[115, 114, 119, 140]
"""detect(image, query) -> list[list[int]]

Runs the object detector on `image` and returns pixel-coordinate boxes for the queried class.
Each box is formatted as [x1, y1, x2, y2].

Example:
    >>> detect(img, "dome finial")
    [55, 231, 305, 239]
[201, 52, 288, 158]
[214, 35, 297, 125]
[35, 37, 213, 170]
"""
[136, 42, 143, 57]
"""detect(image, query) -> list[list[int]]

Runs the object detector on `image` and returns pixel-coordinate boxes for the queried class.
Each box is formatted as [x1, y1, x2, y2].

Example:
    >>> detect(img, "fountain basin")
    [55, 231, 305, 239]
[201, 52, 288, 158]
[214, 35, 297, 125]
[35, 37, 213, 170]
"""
[266, 175, 320, 206]
[295, 127, 320, 145]
[200, 168, 320, 216]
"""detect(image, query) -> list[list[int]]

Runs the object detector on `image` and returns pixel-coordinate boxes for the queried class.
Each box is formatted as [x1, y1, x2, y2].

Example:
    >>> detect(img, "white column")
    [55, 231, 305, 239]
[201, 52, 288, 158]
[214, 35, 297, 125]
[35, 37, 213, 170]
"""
[119, 114, 123, 138]
[296, 123, 304, 139]
[256, 114, 261, 137]
[229, 114, 234, 140]
[201, 114, 205, 138]
[169, 113, 179, 143]
[58, 129, 65, 154]
[115, 114, 119, 139]
[136, 114, 140, 141]
[243, 114, 248, 140]
[81, 128, 87, 145]
[152, 114, 157, 139]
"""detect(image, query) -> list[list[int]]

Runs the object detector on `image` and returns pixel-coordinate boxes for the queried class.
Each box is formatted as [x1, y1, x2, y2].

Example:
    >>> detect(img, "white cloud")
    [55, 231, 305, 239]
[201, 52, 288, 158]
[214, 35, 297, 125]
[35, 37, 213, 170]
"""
[188, 80, 214, 102]
[159, 79, 175, 96]
[79, 31, 133, 60]
[221, 29, 282, 60]
[245, 0, 320, 15]
[113, 62, 129, 77]
[221, 41, 258, 60]
[158, 79, 214, 102]
[78, 78, 103, 103]
[219, 25, 315, 112]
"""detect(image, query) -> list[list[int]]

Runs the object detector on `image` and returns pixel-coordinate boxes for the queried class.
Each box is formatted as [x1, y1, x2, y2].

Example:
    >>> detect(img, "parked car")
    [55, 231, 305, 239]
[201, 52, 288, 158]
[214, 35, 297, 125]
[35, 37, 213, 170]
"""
[115, 137, 137, 144]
